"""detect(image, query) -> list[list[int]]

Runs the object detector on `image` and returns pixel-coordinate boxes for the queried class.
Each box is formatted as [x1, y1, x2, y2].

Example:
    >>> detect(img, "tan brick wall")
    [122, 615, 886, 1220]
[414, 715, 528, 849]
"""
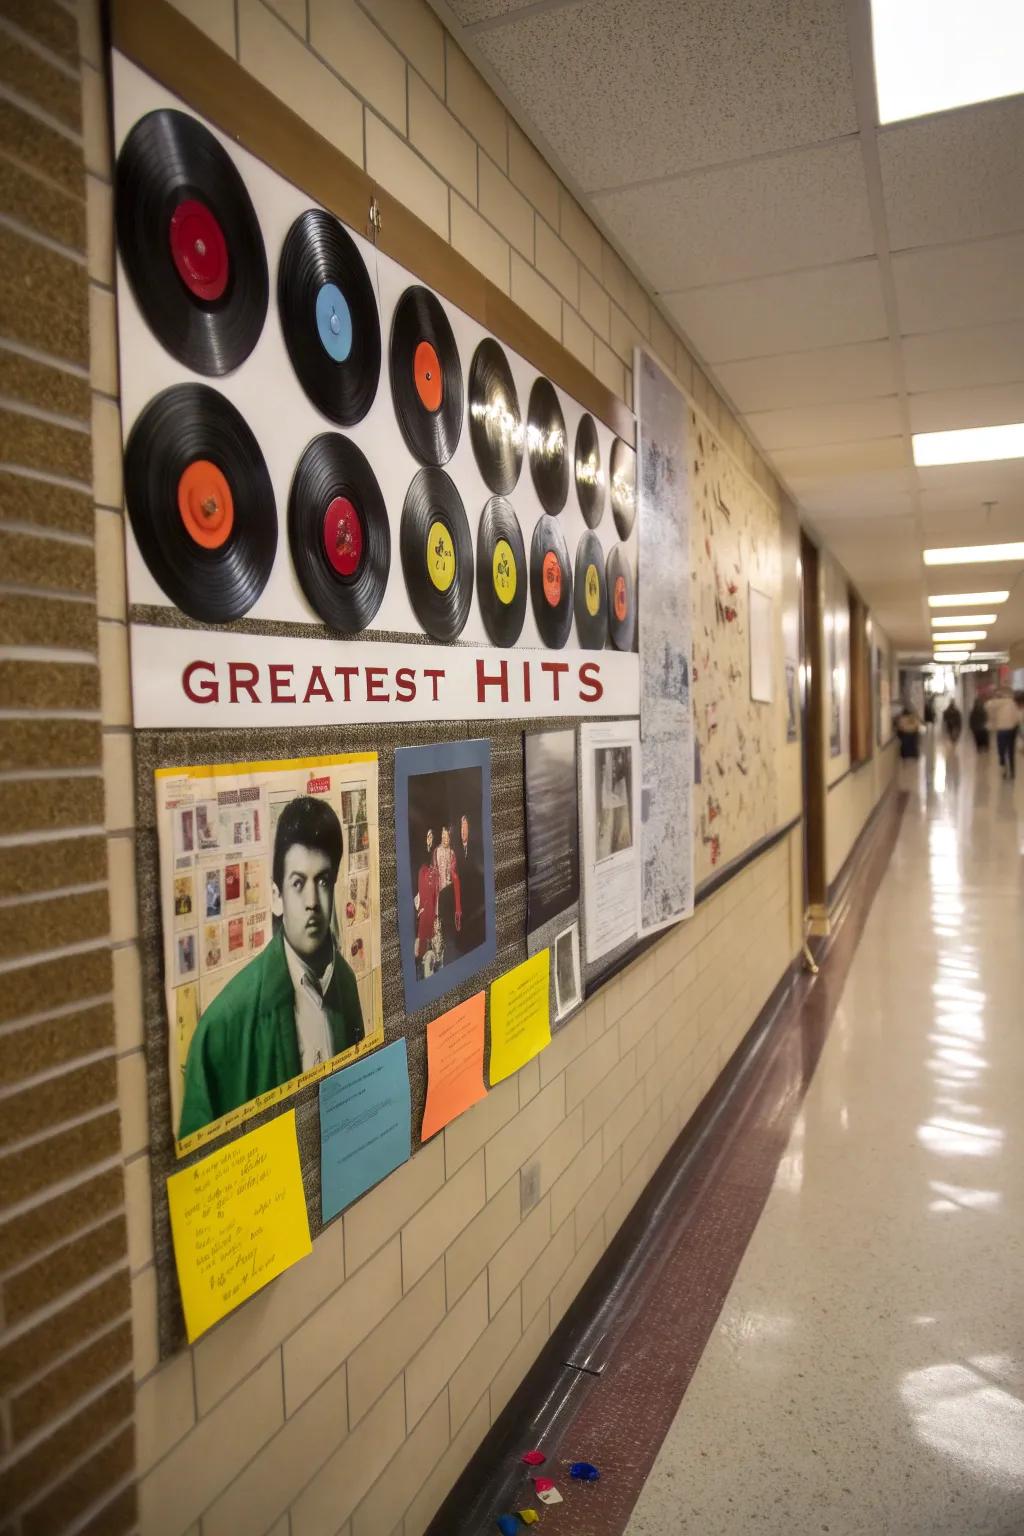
[0, 0, 136, 1531]
[77, 2, 889, 1532]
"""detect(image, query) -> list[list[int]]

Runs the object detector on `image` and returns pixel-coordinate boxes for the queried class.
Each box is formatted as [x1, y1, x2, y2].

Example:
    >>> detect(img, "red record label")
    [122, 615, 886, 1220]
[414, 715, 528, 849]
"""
[542, 549, 562, 607]
[413, 340, 443, 412]
[614, 573, 627, 622]
[177, 459, 233, 549]
[323, 496, 364, 576]
[169, 198, 229, 302]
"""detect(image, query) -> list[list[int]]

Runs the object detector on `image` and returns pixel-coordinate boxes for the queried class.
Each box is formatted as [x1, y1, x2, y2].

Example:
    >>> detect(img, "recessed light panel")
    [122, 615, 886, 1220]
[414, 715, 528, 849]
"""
[930, 614, 997, 627]
[928, 591, 1009, 607]
[931, 631, 987, 642]
[923, 543, 1024, 565]
[913, 423, 1024, 466]
[872, 0, 1024, 124]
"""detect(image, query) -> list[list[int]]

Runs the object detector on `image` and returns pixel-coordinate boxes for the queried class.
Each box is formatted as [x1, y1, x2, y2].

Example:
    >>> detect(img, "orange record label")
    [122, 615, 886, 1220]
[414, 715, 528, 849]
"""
[542, 549, 562, 607]
[177, 460, 234, 549]
[614, 573, 627, 622]
[427, 519, 456, 591]
[492, 538, 516, 605]
[584, 562, 600, 616]
[414, 340, 443, 412]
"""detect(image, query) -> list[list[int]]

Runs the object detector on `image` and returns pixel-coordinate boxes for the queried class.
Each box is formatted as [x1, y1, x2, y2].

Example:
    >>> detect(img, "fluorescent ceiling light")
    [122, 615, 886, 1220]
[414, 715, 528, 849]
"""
[934, 646, 975, 656]
[928, 592, 1009, 608]
[930, 614, 997, 627]
[872, 0, 1024, 124]
[934, 651, 971, 661]
[928, 630, 987, 642]
[923, 543, 1024, 566]
[913, 423, 1024, 466]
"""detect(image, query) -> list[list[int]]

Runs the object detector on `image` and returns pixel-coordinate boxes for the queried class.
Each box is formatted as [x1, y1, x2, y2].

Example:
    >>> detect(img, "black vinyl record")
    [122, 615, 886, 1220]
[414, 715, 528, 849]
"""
[573, 530, 607, 649]
[476, 496, 527, 647]
[288, 433, 389, 632]
[115, 109, 268, 376]
[468, 339, 523, 495]
[390, 286, 463, 466]
[401, 467, 473, 640]
[278, 209, 380, 426]
[527, 377, 569, 515]
[530, 514, 573, 648]
[574, 413, 605, 528]
[607, 543, 637, 651]
[123, 383, 276, 622]
[610, 436, 637, 539]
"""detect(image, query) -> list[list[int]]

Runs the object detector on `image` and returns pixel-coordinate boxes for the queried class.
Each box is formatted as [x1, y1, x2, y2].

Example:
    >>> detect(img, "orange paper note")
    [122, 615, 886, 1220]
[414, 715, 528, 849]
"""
[421, 992, 488, 1140]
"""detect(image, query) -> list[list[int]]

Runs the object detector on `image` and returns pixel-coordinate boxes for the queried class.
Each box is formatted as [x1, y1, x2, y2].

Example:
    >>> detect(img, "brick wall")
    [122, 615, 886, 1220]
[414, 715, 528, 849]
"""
[0, 0, 137, 1531]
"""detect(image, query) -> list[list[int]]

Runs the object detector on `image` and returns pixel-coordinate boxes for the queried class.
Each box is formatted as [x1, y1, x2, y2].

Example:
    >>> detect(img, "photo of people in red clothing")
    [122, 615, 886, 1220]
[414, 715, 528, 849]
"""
[395, 740, 496, 1011]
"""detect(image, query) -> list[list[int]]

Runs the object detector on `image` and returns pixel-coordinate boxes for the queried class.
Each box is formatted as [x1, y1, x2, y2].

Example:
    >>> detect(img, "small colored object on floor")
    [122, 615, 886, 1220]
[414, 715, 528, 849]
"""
[518, 1511, 540, 1525]
[570, 1461, 600, 1481]
[497, 1516, 519, 1535]
[532, 1477, 554, 1492]
[521, 1449, 546, 1465]
[537, 1487, 564, 1505]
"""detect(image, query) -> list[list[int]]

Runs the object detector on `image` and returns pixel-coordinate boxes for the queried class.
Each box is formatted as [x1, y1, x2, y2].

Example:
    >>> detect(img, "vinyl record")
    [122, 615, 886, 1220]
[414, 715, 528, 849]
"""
[574, 413, 605, 528]
[278, 209, 380, 426]
[476, 496, 526, 647]
[115, 109, 268, 375]
[468, 339, 523, 495]
[123, 384, 276, 621]
[609, 436, 637, 539]
[606, 543, 637, 651]
[390, 286, 463, 466]
[288, 433, 389, 631]
[527, 377, 569, 515]
[530, 514, 573, 648]
[401, 467, 473, 640]
[573, 530, 607, 649]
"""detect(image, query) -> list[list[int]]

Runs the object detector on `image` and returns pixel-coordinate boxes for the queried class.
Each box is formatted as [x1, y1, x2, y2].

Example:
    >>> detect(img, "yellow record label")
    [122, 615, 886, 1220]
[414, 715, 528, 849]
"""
[426, 519, 455, 592]
[584, 562, 600, 616]
[492, 538, 516, 605]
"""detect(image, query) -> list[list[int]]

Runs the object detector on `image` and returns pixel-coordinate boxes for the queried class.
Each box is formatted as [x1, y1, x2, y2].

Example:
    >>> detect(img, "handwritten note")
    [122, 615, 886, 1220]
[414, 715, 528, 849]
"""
[320, 1040, 411, 1223]
[489, 950, 551, 1085]
[421, 993, 487, 1141]
[166, 1110, 311, 1343]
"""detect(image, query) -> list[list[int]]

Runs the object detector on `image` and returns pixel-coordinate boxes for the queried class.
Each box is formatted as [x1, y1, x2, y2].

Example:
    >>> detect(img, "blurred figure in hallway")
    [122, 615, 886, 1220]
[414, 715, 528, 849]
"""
[896, 701, 922, 760]
[969, 694, 989, 753]
[942, 697, 962, 749]
[986, 688, 1019, 780]
[923, 694, 936, 729]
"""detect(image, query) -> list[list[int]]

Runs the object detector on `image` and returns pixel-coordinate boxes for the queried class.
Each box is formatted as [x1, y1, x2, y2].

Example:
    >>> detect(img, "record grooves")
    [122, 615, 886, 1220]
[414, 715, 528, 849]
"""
[390, 287, 463, 466]
[526, 377, 569, 515]
[476, 496, 526, 647]
[468, 339, 523, 496]
[573, 530, 607, 649]
[124, 383, 276, 622]
[606, 543, 637, 651]
[531, 514, 573, 648]
[279, 209, 381, 426]
[116, 109, 268, 376]
[610, 437, 637, 540]
[289, 433, 390, 631]
[574, 413, 605, 528]
[401, 467, 473, 641]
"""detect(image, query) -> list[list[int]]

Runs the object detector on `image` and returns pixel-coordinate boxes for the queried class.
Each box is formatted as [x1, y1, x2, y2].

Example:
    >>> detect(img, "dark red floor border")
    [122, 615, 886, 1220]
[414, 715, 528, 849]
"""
[428, 788, 907, 1535]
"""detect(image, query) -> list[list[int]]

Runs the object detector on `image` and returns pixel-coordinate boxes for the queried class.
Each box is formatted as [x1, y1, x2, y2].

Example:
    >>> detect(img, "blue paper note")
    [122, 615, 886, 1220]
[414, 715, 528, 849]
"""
[320, 1040, 411, 1223]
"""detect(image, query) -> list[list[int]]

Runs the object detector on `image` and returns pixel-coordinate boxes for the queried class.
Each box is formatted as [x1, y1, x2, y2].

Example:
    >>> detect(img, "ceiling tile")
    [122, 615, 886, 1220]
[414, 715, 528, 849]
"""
[786, 466, 915, 518]
[715, 340, 896, 413]
[666, 260, 887, 363]
[908, 380, 1024, 433]
[916, 456, 1024, 511]
[593, 140, 873, 289]
[902, 321, 1024, 392]
[919, 502, 1024, 543]
[744, 395, 901, 452]
[891, 234, 1024, 335]
[471, 0, 857, 191]
[447, 0, 532, 19]
[773, 436, 909, 480]
[879, 96, 1024, 251]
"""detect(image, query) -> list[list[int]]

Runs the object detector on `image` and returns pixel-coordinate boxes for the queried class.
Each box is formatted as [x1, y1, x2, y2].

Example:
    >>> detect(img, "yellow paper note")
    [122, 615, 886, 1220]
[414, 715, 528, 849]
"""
[167, 1110, 311, 1342]
[421, 992, 488, 1141]
[489, 949, 551, 1085]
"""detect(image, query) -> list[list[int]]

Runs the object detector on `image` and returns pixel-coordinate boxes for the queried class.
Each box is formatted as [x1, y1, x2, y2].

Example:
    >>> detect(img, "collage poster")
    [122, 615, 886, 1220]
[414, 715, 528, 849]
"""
[581, 719, 642, 964]
[155, 752, 384, 1155]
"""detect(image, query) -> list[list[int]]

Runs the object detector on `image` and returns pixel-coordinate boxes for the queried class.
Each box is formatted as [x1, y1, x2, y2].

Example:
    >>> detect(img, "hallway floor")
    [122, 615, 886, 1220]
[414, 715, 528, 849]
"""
[626, 739, 1024, 1535]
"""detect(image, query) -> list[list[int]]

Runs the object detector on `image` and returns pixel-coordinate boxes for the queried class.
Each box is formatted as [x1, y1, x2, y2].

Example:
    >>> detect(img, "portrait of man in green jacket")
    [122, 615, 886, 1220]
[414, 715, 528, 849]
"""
[179, 795, 365, 1138]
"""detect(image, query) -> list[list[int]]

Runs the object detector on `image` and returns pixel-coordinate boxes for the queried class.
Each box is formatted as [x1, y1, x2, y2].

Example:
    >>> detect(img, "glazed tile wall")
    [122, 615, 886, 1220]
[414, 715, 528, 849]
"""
[75, 1, 894, 1532]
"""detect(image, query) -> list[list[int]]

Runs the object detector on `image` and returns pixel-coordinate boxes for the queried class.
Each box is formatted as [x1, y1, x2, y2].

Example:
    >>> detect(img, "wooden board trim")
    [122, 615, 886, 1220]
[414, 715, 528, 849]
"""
[109, 0, 635, 443]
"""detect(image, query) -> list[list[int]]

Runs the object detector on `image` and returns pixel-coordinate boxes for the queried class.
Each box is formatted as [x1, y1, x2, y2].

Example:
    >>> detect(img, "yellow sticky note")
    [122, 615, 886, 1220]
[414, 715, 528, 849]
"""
[421, 992, 488, 1141]
[489, 949, 551, 1085]
[167, 1110, 312, 1342]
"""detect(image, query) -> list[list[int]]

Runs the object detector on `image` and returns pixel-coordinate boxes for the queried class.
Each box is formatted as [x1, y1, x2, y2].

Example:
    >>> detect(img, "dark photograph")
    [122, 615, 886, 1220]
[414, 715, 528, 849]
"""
[524, 728, 580, 935]
[594, 744, 633, 862]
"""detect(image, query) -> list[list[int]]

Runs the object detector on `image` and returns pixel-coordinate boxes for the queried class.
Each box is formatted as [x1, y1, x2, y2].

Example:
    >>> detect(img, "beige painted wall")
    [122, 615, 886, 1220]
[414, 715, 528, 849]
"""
[826, 743, 898, 888]
[79, 2, 897, 1531]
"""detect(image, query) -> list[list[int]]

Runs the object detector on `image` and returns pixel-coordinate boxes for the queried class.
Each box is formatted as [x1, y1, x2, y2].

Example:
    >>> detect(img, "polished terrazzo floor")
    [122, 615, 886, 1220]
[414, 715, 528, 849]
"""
[627, 739, 1024, 1535]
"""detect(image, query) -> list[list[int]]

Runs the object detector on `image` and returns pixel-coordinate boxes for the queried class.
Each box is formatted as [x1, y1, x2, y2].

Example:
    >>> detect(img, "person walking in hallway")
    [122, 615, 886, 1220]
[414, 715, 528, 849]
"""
[941, 698, 962, 748]
[968, 695, 989, 752]
[895, 701, 922, 759]
[987, 687, 1020, 779]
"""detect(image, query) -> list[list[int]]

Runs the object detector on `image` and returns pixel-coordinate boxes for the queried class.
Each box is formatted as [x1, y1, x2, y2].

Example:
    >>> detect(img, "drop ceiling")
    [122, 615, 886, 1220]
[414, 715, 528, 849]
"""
[432, 0, 1024, 654]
